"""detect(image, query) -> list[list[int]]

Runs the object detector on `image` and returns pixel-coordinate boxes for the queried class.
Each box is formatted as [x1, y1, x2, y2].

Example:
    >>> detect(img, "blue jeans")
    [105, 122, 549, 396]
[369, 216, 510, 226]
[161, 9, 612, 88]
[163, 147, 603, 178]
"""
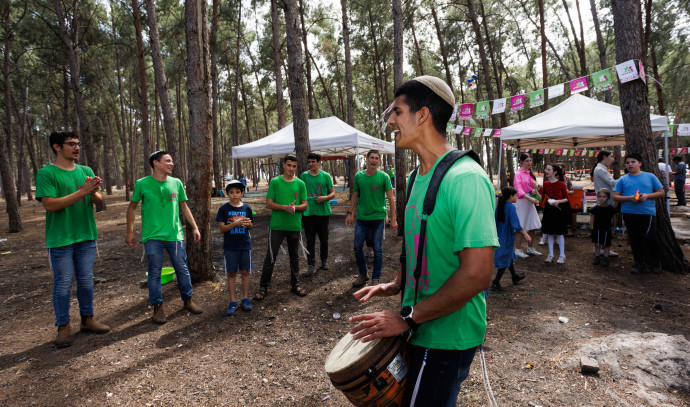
[49, 240, 96, 326]
[404, 345, 478, 407]
[353, 219, 384, 280]
[144, 240, 194, 306]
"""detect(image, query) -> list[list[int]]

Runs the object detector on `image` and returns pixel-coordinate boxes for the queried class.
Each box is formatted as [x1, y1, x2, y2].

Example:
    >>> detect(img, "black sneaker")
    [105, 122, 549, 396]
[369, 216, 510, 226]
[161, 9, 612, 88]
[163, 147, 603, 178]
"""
[490, 282, 504, 292]
[601, 257, 610, 267]
[592, 256, 601, 265]
[631, 264, 644, 274]
[511, 273, 526, 285]
[305, 264, 315, 278]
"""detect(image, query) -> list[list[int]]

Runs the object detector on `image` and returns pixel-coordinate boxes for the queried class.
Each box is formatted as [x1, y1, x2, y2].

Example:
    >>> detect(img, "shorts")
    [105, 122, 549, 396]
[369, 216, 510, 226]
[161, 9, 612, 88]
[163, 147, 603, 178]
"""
[224, 249, 251, 275]
[591, 229, 612, 247]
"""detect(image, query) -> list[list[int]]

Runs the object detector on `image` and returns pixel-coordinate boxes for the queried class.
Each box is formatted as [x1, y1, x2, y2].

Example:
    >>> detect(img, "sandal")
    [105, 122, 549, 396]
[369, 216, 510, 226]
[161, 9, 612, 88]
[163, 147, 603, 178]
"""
[253, 287, 268, 301]
[291, 285, 308, 297]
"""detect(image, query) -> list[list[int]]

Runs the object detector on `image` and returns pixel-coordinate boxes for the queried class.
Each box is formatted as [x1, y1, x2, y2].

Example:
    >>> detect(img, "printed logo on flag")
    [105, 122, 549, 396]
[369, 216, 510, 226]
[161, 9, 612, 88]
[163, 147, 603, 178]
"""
[570, 77, 588, 94]
[492, 98, 507, 115]
[459, 103, 474, 120]
[494, 129, 502, 137]
[528, 89, 545, 108]
[615, 60, 640, 83]
[473, 128, 483, 137]
[454, 125, 463, 134]
[446, 123, 455, 133]
[670, 148, 677, 155]
[682, 147, 688, 154]
[510, 95, 525, 112]
[678, 123, 690, 136]
[592, 69, 613, 93]
[548, 83, 564, 99]
[575, 150, 582, 156]
[462, 126, 472, 136]
[538, 149, 544, 153]
[476, 101, 490, 119]
[483, 128, 493, 137]
[556, 149, 563, 155]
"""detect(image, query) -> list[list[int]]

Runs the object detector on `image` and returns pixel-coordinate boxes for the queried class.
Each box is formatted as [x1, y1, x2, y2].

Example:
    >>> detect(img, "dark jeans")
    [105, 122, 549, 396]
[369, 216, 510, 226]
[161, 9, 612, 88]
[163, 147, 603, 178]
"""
[302, 215, 329, 265]
[260, 230, 301, 289]
[675, 181, 686, 205]
[623, 213, 660, 267]
[353, 219, 384, 280]
[403, 345, 478, 407]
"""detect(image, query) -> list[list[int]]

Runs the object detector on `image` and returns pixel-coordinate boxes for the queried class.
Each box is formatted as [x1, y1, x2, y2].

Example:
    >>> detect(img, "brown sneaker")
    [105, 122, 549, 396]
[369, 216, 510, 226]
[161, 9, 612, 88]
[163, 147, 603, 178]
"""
[352, 274, 369, 287]
[184, 298, 203, 314]
[55, 323, 74, 348]
[152, 304, 167, 325]
[80, 315, 110, 334]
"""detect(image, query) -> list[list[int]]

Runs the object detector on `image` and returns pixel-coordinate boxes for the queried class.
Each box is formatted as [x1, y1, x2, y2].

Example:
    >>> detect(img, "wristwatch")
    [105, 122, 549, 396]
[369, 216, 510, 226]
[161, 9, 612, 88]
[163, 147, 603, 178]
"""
[400, 306, 420, 333]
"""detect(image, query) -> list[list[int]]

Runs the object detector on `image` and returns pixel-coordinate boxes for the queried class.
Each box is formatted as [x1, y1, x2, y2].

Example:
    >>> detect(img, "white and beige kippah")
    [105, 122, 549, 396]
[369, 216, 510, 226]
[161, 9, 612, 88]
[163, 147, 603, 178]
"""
[412, 75, 455, 108]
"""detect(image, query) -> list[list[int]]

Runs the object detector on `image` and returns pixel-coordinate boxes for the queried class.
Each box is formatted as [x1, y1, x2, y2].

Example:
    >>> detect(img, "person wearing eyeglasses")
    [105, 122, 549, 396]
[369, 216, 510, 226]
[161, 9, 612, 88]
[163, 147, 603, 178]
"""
[35, 132, 110, 348]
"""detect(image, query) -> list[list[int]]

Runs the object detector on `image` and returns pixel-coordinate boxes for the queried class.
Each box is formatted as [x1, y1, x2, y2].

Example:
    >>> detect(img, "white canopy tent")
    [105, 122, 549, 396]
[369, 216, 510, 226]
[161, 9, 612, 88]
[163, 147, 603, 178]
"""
[231, 116, 394, 158]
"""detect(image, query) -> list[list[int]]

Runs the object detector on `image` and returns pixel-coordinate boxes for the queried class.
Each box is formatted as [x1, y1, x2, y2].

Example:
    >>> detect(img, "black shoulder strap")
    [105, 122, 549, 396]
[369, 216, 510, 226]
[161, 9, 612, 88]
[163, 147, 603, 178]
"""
[400, 149, 480, 304]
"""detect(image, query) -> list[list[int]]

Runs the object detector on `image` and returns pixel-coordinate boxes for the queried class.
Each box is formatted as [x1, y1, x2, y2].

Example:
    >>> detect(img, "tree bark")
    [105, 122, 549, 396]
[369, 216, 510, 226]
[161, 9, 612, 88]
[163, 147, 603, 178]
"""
[244, 39, 269, 136]
[307, 50, 336, 116]
[612, 0, 688, 273]
[340, 0, 356, 192]
[282, 0, 311, 173]
[184, 0, 215, 281]
[431, 7, 453, 93]
[271, 0, 285, 129]
[210, 0, 222, 193]
[132, 0, 150, 176]
[538, 0, 549, 111]
[298, 0, 313, 119]
[393, 0, 405, 237]
[111, 2, 131, 199]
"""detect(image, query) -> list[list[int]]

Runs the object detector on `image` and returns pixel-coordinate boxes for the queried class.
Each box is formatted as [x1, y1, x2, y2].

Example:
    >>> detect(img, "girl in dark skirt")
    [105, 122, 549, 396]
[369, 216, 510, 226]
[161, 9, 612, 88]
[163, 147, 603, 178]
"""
[589, 189, 617, 267]
[541, 164, 571, 264]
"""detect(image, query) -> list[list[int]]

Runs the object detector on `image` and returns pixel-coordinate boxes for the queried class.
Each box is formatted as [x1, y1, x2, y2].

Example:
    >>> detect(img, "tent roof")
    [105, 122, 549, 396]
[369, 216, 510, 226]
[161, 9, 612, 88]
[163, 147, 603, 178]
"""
[231, 116, 394, 159]
[500, 94, 669, 148]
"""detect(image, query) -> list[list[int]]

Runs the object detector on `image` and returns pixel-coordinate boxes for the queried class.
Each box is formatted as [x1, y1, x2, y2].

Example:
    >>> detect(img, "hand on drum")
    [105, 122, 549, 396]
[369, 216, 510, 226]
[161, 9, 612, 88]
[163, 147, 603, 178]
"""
[352, 282, 400, 302]
[349, 310, 408, 342]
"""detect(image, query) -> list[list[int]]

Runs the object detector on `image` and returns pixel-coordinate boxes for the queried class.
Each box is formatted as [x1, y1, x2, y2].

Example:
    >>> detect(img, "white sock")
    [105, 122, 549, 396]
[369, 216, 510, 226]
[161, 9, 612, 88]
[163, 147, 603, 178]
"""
[557, 235, 565, 257]
[547, 235, 554, 257]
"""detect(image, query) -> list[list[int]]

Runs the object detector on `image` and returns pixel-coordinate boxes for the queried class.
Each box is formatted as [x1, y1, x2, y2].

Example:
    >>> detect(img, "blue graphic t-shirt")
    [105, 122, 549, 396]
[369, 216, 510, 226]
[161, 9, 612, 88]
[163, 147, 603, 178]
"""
[215, 203, 253, 251]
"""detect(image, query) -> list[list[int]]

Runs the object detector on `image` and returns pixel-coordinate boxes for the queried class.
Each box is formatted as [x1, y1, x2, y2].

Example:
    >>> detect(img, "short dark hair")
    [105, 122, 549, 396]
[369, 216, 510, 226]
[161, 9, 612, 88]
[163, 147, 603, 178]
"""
[284, 154, 298, 163]
[149, 150, 170, 168]
[658, 158, 664, 163]
[49, 132, 78, 154]
[673, 156, 682, 162]
[307, 152, 321, 161]
[394, 80, 453, 134]
[366, 149, 380, 158]
[624, 153, 643, 163]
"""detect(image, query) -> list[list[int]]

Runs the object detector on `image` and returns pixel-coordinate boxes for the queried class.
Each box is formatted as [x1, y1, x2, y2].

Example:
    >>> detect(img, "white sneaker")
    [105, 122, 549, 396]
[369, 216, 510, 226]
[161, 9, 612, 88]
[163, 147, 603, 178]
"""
[514, 249, 529, 259]
[602, 249, 619, 257]
[526, 247, 542, 256]
[557, 255, 566, 264]
[545, 255, 554, 263]
[539, 236, 546, 246]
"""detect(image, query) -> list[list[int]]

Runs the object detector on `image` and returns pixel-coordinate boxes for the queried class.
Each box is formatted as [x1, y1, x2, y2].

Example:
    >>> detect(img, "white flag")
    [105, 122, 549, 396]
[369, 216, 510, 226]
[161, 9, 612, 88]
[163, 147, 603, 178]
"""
[491, 98, 507, 115]
[615, 60, 640, 83]
[483, 129, 493, 137]
[548, 83, 564, 99]
[679, 123, 690, 136]
[454, 124, 463, 134]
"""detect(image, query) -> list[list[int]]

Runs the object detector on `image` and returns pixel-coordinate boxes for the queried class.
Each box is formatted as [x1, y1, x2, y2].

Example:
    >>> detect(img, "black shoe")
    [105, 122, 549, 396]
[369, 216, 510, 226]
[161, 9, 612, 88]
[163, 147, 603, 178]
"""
[490, 282, 504, 292]
[650, 265, 662, 274]
[592, 256, 601, 265]
[631, 263, 644, 274]
[511, 273, 526, 285]
[601, 257, 610, 267]
[305, 264, 315, 278]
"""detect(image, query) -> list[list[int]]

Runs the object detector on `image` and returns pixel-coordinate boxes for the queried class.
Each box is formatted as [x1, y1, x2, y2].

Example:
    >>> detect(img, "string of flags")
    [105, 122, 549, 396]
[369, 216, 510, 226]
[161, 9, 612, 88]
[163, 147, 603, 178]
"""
[519, 148, 685, 156]
[447, 59, 649, 136]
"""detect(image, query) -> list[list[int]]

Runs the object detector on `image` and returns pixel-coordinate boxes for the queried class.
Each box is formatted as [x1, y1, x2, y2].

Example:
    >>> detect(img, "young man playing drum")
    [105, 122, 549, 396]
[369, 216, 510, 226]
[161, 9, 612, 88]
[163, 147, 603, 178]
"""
[349, 76, 498, 406]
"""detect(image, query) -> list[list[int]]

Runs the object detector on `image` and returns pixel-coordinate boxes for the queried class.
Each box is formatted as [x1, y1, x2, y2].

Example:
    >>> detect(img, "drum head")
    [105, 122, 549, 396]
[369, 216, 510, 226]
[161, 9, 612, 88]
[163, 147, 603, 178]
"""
[324, 332, 380, 374]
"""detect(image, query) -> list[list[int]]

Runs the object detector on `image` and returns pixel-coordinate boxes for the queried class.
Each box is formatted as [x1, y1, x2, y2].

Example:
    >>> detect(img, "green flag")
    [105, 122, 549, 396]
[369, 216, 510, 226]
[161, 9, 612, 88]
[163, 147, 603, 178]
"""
[446, 123, 455, 133]
[475, 101, 490, 119]
[592, 68, 614, 93]
[473, 127, 483, 137]
[528, 89, 545, 108]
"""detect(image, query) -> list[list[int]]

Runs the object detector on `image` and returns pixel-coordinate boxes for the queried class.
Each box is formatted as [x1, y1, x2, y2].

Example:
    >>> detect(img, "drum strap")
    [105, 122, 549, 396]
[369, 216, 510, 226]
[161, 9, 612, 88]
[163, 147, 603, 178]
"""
[400, 150, 481, 306]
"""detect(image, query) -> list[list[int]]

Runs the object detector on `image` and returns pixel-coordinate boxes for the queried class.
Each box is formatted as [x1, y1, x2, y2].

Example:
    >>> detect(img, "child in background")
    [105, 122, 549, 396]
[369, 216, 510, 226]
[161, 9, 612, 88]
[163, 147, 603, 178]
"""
[216, 180, 254, 316]
[492, 187, 530, 291]
[541, 164, 570, 264]
[589, 189, 617, 267]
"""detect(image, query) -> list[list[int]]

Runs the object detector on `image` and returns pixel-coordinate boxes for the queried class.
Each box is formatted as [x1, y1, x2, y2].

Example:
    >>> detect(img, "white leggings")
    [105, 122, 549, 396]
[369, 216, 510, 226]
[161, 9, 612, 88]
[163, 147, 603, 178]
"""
[545, 234, 565, 257]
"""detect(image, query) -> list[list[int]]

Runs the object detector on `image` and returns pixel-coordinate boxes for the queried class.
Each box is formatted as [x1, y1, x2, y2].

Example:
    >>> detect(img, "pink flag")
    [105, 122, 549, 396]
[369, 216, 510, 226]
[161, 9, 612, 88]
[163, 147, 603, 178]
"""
[639, 61, 646, 84]
[494, 129, 502, 137]
[510, 95, 525, 112]
[462, 126, 472, 136]
[570, 77, 588, 93]
[670, 148, 677, 155]
[459, 103, 474, 120]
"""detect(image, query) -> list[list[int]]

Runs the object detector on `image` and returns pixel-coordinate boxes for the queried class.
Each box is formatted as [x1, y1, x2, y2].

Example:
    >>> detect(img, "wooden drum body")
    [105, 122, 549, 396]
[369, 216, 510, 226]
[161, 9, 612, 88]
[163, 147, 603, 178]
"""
[325, 333, 409, 407]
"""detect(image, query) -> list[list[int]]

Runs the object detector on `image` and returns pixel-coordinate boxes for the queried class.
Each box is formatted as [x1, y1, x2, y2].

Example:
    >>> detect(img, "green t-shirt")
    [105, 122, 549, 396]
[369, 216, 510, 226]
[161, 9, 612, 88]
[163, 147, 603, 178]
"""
[266, 175, 308, 231]
[353, 169, 392, 220]
[403, 152, 499, 350]
[36, 164, 98, 248]
[300, 170, 334, 216]
[131, 176, 188, 243]
[386, 168, 395, 180]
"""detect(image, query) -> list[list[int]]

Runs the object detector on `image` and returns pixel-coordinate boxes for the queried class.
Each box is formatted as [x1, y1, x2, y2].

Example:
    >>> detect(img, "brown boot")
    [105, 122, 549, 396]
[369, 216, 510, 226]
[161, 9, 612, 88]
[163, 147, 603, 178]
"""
[80, 315, 110, 334]
[152, 304, 167, 325]
[55, 323, 74, 348]
[352, 274, 369, 287]
[183, 298, 203, 314]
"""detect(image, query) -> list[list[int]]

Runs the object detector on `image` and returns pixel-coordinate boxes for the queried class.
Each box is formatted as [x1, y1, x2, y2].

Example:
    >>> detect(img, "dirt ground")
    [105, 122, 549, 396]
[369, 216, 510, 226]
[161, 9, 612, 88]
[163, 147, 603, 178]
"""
[1, 188, 689, 407]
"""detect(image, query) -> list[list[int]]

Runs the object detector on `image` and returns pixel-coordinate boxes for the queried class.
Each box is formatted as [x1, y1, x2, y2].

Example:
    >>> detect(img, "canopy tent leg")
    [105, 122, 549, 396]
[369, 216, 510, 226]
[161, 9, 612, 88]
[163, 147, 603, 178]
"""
[664, 130, 670, 214]
[495, 142, 503, 193]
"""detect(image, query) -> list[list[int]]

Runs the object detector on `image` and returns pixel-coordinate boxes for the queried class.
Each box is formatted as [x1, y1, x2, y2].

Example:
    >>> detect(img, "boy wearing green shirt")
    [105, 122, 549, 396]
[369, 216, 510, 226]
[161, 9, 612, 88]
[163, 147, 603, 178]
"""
[345, 150, 398, 287]
[36, 132, 110, 348]
[126, 151, 203, 325]
[254, 154, 308, 300]
[350, 76, 498, 406]
[300, 152, 335, 277]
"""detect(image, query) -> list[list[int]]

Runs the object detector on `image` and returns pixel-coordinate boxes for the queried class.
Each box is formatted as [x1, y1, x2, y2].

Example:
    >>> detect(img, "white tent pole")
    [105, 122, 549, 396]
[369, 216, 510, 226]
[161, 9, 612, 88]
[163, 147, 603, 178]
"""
[664, 130, 670, 214]
[495, 141, 503, 193]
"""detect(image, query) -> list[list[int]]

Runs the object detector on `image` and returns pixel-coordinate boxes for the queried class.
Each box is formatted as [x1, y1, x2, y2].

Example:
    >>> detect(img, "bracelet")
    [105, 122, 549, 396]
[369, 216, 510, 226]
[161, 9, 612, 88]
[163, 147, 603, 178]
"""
[346, 211, 352, 215]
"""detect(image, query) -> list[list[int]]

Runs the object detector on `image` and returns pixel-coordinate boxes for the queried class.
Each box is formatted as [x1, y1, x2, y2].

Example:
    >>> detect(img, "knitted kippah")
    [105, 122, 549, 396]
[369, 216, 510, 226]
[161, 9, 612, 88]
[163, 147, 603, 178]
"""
[412, 75, 455, 108]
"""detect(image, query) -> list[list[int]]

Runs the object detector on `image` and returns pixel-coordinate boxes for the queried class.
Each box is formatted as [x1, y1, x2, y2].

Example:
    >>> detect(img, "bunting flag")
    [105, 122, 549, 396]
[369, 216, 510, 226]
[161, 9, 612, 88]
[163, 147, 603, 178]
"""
[473, 127, 483, 137]
[570, 77, 588, 93]
[683, 148, 688, 154]
[575, 150, 582, 156]
[528, 89, 545, 108]
[678, 123, 690, 136]
[492, 98, 507, 115]
[483, 128, 493, 137]
[459, 103, 474, 120]
[538, 149, 544, 153]
[588, 151, 595, 157]
[616, 60, 640, 83]
[556, 149, 563, 155]
[476, 101, 490, 119]
[446, 123, 455, 133]
[510, 95, 525, 112]
[639, 60, 646, 84]
[548, 83, 564, 99]
[592, 68, 614, 93]
[462, 126, 472, 136]
[449, 104, 458, 122]
[494, 129, 502, 137]
[671, 148, 677, 154]
[454, 124, 463, 134]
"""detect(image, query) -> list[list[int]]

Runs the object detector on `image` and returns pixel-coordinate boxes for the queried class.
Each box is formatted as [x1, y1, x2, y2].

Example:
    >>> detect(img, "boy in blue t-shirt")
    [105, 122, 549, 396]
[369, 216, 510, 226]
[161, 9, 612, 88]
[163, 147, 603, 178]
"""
[216, 180, 254, 315]
[613, 153, 665, 274]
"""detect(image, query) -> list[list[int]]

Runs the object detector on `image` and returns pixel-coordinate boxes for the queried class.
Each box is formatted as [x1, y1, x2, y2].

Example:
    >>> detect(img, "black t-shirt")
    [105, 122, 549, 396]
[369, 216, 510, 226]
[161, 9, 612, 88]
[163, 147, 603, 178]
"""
[590, 204, 616, 230]
[215, 203, 253, 251]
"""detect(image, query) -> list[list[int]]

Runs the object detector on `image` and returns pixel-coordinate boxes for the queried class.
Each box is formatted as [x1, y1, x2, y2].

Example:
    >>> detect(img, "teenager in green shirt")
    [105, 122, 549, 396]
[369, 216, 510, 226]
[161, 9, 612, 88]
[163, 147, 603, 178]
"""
[255, 154, 308, 300]
[126, 151, 203, 325]
[300, 152, 335, 277]
[36, 132, 110, 348]
[345, 150, 398, 286]
[350, 76, 498, 406]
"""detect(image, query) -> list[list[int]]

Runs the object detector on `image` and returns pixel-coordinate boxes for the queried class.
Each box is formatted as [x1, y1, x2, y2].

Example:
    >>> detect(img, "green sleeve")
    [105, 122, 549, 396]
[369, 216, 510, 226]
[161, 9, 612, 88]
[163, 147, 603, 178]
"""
[326, 172, 334, 190]
[450, 173, 499, 253]
[35, 168, 55, 199]
[131, 179, 143, 202]
[177, 179, 188, 202]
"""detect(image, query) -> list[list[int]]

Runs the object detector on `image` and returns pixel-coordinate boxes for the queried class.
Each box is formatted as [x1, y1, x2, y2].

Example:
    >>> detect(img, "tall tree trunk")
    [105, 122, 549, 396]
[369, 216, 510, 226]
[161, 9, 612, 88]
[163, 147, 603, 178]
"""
[271, 0, 285, 128]
[612, 0, 688, 273]
[144, 0, 179, 177]
[16, 86, 31, 203]
[132, 0, 150, 175]
[340, 0, 356, 192]
[538, 0, 549, 111]
[649, 42, 665, 115]
[0, 124, 21, 232]
[409, 13, 424, 75]
[282, 0, 311, 173]
[299, 0, 313, 119]
[431, 6, 454, 93]
[210, 0, 221, 194]
[393, 0, 405, 236]
[3, 3, 15, 196]
[590, 0, 612, 104]
[111, 2, 131, 199]
[184, 0, 215, 281]
[307, 51, 336, 116]
[244, 39, 269, 136]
